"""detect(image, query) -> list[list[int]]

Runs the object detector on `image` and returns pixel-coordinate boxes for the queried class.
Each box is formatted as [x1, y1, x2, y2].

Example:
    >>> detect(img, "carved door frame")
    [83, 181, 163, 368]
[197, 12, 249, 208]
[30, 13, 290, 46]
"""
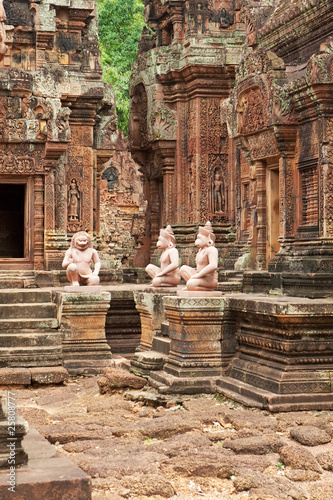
[0, 176, 34, 269]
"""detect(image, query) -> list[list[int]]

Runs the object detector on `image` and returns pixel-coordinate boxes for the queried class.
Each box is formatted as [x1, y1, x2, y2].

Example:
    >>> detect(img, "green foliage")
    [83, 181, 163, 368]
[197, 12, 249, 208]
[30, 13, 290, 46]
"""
[96, 0, 145, 133]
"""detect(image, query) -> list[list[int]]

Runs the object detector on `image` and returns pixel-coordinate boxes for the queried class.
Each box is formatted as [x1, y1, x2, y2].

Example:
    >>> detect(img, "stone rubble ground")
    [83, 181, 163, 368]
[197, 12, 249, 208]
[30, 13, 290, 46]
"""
[13, 372, 333, 500]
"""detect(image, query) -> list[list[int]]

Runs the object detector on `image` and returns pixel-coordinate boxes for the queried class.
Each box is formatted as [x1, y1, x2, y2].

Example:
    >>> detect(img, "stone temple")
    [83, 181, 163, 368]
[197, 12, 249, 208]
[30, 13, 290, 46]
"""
[2, 0, 333, 496]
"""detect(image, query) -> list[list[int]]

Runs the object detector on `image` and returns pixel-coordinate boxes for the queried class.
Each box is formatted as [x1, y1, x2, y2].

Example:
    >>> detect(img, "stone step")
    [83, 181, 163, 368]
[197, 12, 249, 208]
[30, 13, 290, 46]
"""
[0, 346, 62, 368]
[160, 321, 170, 336]
[0, 271, 36, 289]
[0, 302, 57, 319]
[0, 367, 68, 385]
[0, 289, 52, 304]
[0, 318, 58, 331]
[0, 331, 62, 348]
[152, 335, 171, 355]
[216, 281, 243, 293]
[131, 350, 167, 377]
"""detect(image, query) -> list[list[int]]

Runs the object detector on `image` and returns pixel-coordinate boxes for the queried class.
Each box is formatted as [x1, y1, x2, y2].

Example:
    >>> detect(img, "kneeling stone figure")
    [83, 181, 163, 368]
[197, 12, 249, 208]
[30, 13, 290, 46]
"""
[62, 231, 100, 286]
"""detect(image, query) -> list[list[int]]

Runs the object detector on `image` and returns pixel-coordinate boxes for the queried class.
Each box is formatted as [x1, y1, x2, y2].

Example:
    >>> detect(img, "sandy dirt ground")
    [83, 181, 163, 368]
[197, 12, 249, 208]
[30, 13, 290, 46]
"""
[12, 376, 333, 500]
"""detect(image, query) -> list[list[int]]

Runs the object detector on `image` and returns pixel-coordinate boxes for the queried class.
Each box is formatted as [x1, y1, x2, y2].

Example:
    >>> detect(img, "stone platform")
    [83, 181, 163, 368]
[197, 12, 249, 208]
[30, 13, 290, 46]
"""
[217, 294, 333, 411]
[0, 427, 91, 499]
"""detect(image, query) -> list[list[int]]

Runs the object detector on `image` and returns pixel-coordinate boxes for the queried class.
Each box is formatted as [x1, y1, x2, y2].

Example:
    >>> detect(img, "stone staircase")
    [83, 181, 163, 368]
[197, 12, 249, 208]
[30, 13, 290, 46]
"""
[130, 321, 171, 377]
[0, 289, 67, 384]
[217, 271, 243, 293]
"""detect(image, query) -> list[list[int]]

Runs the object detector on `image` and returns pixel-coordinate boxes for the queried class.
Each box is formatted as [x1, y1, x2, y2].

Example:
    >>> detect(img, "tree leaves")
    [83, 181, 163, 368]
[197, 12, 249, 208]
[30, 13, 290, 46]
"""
[96, 0, 145, 133]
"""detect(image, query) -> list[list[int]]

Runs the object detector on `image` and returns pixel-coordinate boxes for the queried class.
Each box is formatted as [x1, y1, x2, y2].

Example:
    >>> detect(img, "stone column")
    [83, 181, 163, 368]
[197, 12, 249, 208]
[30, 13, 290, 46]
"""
[254, 160, 266, 269]
[56, 291, 112, 375]
[149, 296, 224, 394]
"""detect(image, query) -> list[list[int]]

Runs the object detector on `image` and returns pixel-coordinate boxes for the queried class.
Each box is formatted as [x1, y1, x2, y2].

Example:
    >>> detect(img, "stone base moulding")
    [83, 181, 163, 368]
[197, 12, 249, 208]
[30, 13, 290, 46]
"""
[216, 294, 333, 411]
[149, 296, 225, 394]
[0, 427, 92, 499]
[55, 291, 112, 375]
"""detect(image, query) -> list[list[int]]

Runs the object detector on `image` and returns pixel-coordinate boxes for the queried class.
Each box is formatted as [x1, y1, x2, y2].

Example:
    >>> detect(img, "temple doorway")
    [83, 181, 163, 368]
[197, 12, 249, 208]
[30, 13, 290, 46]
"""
[0, 184, 25, 259]
[267, 167, 280, 263]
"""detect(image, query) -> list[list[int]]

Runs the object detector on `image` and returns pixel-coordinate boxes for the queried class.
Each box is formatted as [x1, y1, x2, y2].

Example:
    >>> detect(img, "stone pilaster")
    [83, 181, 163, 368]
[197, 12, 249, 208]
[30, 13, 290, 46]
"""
[254, 160, 266, 269]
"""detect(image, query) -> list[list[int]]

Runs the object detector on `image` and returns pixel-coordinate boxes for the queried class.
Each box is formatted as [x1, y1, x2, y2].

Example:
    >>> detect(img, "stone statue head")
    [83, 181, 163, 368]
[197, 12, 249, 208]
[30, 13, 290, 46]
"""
[196, 221, 216, 247]
[71, 231, 92, 251]
[157, 225, 176, 249]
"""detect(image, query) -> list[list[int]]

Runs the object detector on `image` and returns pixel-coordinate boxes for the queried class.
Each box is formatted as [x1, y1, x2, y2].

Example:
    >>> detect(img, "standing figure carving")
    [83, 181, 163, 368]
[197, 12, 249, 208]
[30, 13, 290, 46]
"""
[68, 179, 80, 221]
[212, 170, 225, 213]
[0, 0, 7, 58]
[62, 231, 100, 286]
[146, 225, 181, 287]
[180, 221, 218, 291]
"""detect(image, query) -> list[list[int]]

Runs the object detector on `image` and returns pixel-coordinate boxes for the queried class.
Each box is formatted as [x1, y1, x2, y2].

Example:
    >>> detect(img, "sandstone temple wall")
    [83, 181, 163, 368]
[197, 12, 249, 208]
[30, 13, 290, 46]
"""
[0, 0, 145, 276]
[129, 0, 333, 275]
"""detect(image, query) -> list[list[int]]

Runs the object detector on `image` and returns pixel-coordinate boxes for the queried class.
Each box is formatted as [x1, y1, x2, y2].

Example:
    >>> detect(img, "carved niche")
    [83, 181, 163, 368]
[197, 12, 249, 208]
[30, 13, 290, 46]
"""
[67, 178, 82, 233]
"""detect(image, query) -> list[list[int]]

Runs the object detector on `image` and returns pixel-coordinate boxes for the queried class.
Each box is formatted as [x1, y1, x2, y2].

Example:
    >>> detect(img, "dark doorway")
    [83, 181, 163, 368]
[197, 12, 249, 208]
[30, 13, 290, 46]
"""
[0, 184, 25, 258]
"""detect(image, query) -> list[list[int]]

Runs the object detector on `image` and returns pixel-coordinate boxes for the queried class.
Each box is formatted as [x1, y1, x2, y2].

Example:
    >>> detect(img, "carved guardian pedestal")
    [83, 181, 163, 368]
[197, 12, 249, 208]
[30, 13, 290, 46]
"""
[133, 288, 177, 351]
[217, 295, 333, 411]
[56, 290, 112, 375]
[149, 296, 224, 394]
[131, 288, 177, 376]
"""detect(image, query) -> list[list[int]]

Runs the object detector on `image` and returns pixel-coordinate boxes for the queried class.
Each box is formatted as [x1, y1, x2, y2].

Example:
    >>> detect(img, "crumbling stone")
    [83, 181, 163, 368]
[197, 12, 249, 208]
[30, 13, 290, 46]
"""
[97, 367, 147, 394]
[290, 425, 331, 446]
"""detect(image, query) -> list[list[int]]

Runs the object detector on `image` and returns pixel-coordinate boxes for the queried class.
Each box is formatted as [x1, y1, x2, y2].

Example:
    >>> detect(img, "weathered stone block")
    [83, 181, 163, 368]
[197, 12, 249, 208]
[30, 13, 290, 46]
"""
[217, 294, 333, 411]
[30, 367, 69, 385]
[134, 288, 177, 351]
[56, 291, 112, 375]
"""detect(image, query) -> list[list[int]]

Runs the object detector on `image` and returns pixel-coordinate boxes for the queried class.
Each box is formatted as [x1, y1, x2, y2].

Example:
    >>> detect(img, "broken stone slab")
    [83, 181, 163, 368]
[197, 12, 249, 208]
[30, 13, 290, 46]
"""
[0, 427, 92, 499]
[223, 435, 285, 455]
[30, 367, 69, 385]
[279, 443, 323, 473]
[0, 367, 69, 386]
[316, 451, 333, 471]
[290, 425, 331, 446]
[130, 350, 167, 377]
[97, 367, 147, 394]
